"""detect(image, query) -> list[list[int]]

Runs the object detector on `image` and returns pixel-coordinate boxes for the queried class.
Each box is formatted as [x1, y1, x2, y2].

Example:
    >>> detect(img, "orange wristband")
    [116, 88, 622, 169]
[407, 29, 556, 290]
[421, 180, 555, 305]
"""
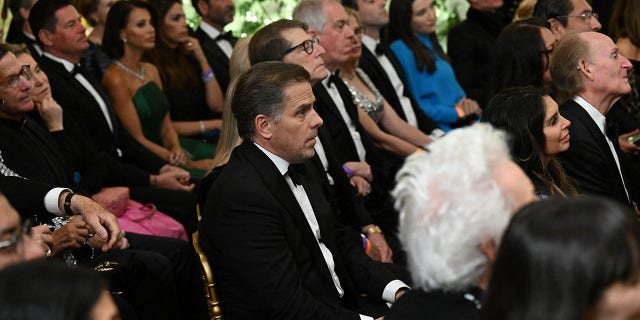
[455, 104, 465, 118]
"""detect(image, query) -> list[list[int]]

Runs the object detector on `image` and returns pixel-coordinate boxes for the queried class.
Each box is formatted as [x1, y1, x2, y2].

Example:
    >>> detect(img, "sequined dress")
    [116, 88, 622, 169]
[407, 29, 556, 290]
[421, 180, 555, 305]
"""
[344, 68, 385, 123]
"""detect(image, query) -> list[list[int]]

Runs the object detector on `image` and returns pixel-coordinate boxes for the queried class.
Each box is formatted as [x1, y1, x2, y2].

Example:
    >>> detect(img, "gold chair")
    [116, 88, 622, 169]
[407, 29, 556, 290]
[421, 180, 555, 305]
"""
[193, 205, 222, 319]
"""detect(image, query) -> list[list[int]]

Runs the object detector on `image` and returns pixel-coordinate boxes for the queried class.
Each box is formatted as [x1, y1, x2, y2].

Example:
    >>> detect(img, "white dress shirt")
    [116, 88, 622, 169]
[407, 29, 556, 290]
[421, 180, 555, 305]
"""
[198, 21, 233, 59]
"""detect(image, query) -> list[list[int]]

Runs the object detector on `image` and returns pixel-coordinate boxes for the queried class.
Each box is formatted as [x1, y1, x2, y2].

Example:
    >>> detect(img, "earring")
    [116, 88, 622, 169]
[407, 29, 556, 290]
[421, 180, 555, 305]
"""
[122, 38, 127, 43]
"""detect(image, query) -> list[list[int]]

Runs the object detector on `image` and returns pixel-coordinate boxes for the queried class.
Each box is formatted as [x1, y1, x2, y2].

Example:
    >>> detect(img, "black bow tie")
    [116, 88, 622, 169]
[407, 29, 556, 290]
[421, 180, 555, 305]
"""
[327, 71, 340, 88]
[287, 163, 306, 187]
[215, 31, 234, 42]
[375, 43, 385, 56]
[71, 63, 82, 76]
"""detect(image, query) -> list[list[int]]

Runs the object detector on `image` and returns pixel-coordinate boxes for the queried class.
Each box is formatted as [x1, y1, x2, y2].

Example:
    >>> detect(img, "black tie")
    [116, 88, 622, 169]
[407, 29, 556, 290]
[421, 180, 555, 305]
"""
[71, 63, 82, 76]
[215, 31, 234, 42]
[287, 163, 305, 187]
[375, 43, 385, 56]
[327, 71, 340, 88]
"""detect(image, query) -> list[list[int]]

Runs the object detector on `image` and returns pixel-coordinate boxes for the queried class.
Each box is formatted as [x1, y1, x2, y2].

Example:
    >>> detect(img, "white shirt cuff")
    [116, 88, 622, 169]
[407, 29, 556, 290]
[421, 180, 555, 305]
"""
[44, 188, 70, 216]
[382, 280, 410, 303]
[359, 315, 374, 320]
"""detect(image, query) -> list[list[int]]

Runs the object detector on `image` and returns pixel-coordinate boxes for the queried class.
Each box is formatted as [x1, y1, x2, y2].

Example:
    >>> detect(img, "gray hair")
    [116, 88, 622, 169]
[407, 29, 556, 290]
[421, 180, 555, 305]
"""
[392, 123, 515, 292]
[292, 0, 334, 32]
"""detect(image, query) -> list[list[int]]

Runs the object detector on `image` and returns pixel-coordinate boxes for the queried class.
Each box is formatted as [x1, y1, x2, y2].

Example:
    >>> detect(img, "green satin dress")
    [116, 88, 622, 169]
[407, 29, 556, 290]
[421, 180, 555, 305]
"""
[132, 82, 212, 178]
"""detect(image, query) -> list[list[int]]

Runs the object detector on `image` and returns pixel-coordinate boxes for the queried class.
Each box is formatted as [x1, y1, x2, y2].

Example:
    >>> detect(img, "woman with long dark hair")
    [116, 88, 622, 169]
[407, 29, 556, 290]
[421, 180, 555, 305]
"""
[481, 86, 576, 198]
[145, 0, 224, 163]
[387, 0, 480, 132]
[489, 18, 556, 97]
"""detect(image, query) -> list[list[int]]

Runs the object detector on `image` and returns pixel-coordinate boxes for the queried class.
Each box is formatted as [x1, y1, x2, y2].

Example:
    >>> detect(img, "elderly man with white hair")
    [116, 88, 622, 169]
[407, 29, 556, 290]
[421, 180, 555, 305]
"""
[387, 123, 538, 319]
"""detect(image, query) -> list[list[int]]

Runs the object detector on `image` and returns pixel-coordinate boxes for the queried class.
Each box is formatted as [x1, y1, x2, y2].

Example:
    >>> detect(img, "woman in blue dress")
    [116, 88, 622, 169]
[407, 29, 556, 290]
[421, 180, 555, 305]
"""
[388, 0, 481, 132]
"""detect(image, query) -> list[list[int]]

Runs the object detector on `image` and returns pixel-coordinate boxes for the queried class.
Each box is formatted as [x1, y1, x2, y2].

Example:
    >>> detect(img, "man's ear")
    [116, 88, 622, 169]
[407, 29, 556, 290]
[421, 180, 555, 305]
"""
[578, 59, 594, 80]
[254, 114, 272, 140]
[38, 29, 54, 47]
[479, 239, 497, 263]
[548, 18, 565, 39]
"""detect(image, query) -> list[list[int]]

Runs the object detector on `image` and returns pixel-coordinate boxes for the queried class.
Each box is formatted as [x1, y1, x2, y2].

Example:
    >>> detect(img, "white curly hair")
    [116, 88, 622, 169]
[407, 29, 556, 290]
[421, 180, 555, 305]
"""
[392, 123, 516, 292]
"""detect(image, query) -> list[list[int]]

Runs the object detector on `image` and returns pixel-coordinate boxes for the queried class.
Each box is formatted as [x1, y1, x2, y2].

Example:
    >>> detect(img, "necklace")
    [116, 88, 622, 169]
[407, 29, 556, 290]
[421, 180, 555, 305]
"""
[115, 60, 145, 81]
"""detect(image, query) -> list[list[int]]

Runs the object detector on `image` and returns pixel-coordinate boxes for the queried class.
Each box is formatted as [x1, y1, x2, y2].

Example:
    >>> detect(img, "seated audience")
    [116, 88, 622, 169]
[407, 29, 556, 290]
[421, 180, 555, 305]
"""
[29, 0, 199, 233]
[339, 8, 432, 157]
[199, 62, 408, 319]
[0, 260, 119, 320]
[483, 197, 640, 320]
[482, 86, 576, 198]
[147, 0, 224, 167]
[248, 19, 396, 263]
[532, 0, 601, 39]
[102, 1, 210, 176]
[386, 123, 537, 319]
[489, 18, 556, 96]
[388, 0, 481, 131]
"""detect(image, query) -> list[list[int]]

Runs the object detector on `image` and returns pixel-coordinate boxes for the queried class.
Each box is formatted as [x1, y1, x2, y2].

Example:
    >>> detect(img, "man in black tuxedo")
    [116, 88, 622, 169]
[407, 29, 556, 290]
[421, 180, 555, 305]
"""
[342, 0, 441, 136]
[193, 0, 236, 94]
[6, 0, 42, 56]
[200, 62, 408, 319]
[551, 31, 637, 208]
[29, 0, 199, 232]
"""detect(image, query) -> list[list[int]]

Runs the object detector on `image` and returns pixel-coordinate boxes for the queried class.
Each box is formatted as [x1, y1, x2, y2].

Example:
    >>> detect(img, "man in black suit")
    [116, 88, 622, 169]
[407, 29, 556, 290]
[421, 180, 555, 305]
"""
[551, 31, 637, 207]
[200, 62, 408, 319]
[6, 0, 42, 55]
[29, 0, 199, 232]
[342, 0, 441, 136]
[193, 0, 236, 94]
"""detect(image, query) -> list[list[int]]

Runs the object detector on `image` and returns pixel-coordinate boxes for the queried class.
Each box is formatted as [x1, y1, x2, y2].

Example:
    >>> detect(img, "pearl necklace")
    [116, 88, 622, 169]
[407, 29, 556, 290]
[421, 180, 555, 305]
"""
[115, 60, 145, 81]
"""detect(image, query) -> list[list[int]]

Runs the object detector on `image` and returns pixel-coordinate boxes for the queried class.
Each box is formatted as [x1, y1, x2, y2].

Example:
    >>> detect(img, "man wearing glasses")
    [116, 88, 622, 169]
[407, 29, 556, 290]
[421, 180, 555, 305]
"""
[533, 0, 601, 39]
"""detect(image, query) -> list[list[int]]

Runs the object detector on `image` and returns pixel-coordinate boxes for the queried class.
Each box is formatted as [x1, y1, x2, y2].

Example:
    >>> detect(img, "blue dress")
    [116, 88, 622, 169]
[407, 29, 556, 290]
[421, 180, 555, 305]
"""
[391, 34, 466, 131]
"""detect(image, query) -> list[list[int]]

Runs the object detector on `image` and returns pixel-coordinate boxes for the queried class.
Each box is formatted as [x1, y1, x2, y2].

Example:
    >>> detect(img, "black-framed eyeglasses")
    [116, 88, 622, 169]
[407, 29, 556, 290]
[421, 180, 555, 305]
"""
[5, 65, 32, 89]
[0, 219, 32, 250]
[283, 38, 320, 56]
[556, 11, 598, 22]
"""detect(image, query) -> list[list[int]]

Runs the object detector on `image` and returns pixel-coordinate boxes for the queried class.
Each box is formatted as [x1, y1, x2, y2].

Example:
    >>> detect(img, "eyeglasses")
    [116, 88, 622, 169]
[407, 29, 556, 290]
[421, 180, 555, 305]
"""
[556, 11, 598, 22]
[283, 38, 320, 56]
[5, 65, 32, 89]
[0, 219, 32, 250]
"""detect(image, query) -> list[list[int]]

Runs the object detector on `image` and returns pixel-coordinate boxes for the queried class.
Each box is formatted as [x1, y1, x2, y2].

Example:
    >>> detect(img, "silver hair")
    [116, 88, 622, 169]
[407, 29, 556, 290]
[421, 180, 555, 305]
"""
[292, 0, 335, 32]
[392, 123, 515, 292]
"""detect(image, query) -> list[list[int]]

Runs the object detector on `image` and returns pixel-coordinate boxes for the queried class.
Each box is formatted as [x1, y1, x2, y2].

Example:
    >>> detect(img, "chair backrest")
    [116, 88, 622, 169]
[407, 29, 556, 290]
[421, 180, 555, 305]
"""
[192, 230, 223, 320]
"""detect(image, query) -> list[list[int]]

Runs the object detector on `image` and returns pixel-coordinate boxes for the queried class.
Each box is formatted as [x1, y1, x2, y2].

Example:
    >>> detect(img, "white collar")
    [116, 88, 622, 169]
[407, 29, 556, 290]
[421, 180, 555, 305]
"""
[254, 143, 290, 175]
[361, 34, 377, 53]
[573, 95, 607, 135]
[198, 21, 223, 40]
[43, 52, 76, 73]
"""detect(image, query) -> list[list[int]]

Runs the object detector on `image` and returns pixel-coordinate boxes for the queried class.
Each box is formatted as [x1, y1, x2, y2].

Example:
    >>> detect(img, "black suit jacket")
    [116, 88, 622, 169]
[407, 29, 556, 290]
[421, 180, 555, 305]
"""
[38, 55, 164, 182]
[0, 175, 55, 219]
[199, 141, 396, 319]
[358, 44, 438, 134]
[195, 28, 234, 95]
[558, 99, 632, 205]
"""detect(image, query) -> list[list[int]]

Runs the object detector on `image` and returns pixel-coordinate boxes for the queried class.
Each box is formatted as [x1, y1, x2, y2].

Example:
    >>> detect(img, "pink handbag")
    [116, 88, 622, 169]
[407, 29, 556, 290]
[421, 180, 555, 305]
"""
[92, 187, 188, 241]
